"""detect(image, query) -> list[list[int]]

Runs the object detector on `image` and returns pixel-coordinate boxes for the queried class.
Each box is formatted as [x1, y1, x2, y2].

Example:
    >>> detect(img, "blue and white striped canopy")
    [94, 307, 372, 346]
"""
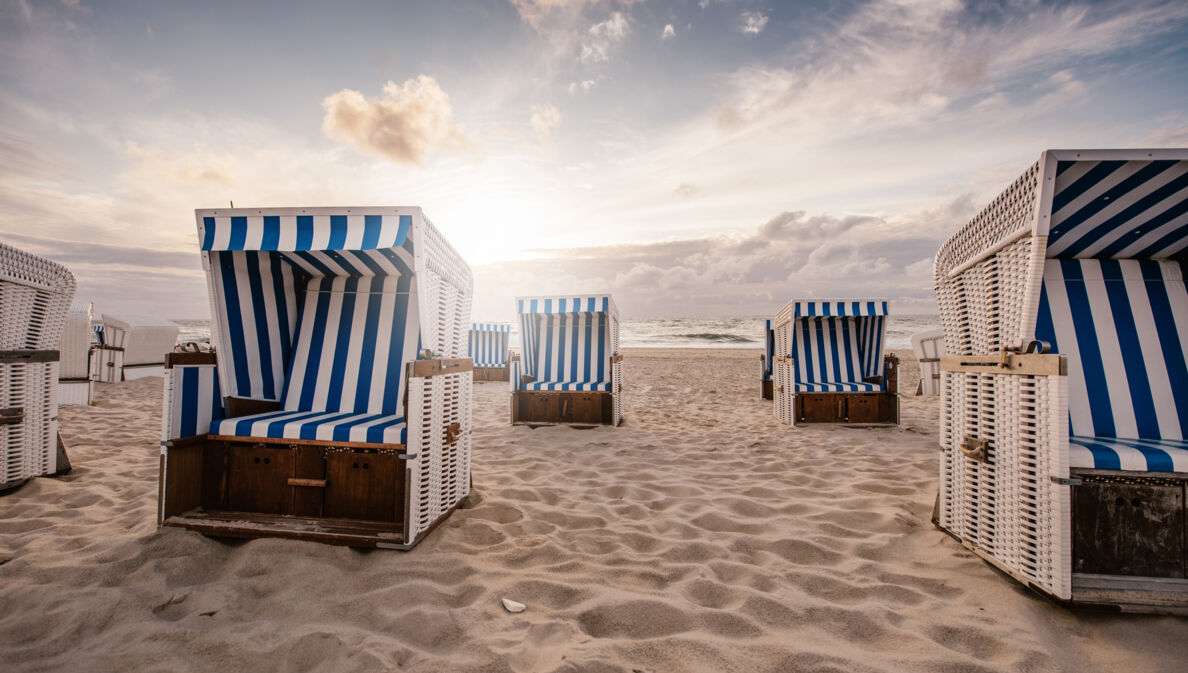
[197, 208, 421, 424]
[789, 300, 889, 317]
[469, 322, 511, 368]
[516, 294, 617, 317]
[1045, 158, 1188, 260]
[778, 298, 890, 387]
[515, 294, 617, 391]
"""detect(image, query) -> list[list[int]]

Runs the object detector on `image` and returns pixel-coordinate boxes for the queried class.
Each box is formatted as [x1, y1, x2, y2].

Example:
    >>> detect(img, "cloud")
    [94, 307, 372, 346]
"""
[321, 76, 470, 165]
[123, 141, 237, 186]
[468, 195, 979, 316]
[567, 78, 600, 94]
[579, 11, 630, 63]
[740, 11, 768, 34]
[674, 182, 698, 198]
[530, 103, 562, 152]
[661, 24, 675, 40]
[509, 0, 599, 35]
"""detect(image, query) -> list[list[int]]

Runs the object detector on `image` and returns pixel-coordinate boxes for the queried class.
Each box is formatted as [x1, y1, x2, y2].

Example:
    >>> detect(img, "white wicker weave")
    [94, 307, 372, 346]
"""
[59, 303, 92, 381]
[0, 242, 76, 489]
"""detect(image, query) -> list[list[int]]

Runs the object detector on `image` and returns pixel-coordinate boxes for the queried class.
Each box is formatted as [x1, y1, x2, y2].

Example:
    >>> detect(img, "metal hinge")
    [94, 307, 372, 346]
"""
[1050, 476, 1083, 486]
[399, 453, 418, 460]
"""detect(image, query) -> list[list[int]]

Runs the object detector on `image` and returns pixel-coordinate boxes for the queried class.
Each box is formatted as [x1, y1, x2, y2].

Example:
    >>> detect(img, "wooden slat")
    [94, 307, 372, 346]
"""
[941, 353, 1066, 376]
[165, 352, 218, 368]
[209, 435, 406, 451]
[223, 397, 281, 419]
[0, 350, 58, 364]
[410, 358, 473, 378]
[0, 407, 23, 426]
[163, 510, 404, 547]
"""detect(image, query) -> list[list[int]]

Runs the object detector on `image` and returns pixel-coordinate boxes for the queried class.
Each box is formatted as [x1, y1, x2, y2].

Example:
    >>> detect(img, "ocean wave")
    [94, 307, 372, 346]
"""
[674, 332, 755, 343]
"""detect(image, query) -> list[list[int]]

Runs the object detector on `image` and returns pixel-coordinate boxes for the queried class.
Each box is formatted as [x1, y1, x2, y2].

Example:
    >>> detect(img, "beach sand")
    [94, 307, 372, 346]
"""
[1, 348, 1185, 672]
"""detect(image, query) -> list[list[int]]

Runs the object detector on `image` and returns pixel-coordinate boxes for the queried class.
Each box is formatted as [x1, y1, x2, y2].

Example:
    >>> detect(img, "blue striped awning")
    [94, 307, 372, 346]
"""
[469, 322, 511, 367]
[791, 300, 889, 317]
[1046, 159, 1188, 259]
[516, 295, 615, 316]
[198, 209, 422, 433]
[201, 214, 411, 253]
[471, 322, 511, 332]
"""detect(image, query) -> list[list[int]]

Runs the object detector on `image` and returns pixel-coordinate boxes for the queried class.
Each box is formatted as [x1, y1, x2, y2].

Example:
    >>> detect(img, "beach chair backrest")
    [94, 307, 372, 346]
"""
[0, 242, 76, 351]
[1037, 259, 1187, 440]
[777, 300, 889, 385]
[1030, 156, 1188, 441]
[516, 295, 618, 385]
[281, 275, 419, 415]
[469, 322, 511, 367]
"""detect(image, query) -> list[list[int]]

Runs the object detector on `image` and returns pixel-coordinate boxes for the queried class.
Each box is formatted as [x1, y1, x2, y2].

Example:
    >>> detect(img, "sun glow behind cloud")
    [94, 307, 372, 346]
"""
[0, 0, 1186, 320]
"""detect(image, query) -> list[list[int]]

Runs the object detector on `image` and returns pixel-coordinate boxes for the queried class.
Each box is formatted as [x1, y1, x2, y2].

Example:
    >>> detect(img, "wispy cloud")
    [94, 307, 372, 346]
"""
[321, 76, 470, 165]
[662, 23, 675, 40]
[530, 103, 562, 153]
[740, 11, 768, 34]
[580, 11, 630, 63]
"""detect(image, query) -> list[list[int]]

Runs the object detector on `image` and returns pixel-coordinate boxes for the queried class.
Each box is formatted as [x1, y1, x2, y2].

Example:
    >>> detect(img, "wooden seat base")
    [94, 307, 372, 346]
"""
[158, 434, 455, 549]
[793, 391, 899, 424]
[511, 390, 617, 427]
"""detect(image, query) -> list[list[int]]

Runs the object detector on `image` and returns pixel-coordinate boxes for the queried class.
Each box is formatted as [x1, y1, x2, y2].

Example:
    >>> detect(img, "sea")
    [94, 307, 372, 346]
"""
[170, 315, 940, 351]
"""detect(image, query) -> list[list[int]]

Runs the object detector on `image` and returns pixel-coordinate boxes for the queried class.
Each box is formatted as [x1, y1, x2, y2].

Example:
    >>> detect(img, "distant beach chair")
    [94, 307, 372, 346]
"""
[1, 242, 75, 492]
[760, 318, 774, 400]
[470, 322, 511, 382]
[934, 149, 1188, 611]
[512, 294, 622, 426]
[92, 314, 179, 382]
[772, 300, 899, 425]
[159, 207, 473, 549]
[910, 328, 945, 396]
[58, 303, 94, 406]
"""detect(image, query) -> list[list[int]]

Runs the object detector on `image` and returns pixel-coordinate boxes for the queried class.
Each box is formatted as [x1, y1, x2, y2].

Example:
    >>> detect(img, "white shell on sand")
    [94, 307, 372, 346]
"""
[501, 598, 526, 613]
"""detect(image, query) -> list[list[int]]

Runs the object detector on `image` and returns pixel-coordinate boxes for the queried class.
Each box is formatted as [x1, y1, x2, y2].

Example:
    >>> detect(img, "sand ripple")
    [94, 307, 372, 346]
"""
[1, 352, 1186, 672]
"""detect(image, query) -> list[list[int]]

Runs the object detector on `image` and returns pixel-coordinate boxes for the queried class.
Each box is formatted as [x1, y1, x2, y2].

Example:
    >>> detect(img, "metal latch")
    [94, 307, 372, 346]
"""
[399, 453, 418, 460]
[959, 436, 990, 463]
[1050, 475, 1083, 486]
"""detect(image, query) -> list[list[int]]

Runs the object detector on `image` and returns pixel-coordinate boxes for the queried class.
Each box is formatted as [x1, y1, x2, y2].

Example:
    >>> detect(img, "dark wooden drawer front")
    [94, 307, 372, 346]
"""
[324, 452, 401, 523]
[847, 395, 879, 423]
[1073, 481, 1185, 577]
[227, 446, 295, 514]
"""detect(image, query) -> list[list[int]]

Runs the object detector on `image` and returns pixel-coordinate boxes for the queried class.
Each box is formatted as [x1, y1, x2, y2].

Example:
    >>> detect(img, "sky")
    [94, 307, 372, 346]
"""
[2, 0, 1187, 321]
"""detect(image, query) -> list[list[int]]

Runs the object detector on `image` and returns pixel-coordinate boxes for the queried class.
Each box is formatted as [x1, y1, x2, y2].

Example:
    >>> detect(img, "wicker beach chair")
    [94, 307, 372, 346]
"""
[1, 242, 76, 491]
[934, 149, 1188, 611]
[159, 207, 473, 549]
[910, 328, 945, 396]
[93, 314, 179, 382]
[760, 318, 774, 400]
[469, 322, 511, 382]
[58, 303, 94, 406]
[511, 294, 622, 426]
[772, 300, 899, 425]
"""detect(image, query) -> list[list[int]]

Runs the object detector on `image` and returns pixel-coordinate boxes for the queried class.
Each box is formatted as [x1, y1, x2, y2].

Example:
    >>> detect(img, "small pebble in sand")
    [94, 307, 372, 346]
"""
[501, 598, 526, 614]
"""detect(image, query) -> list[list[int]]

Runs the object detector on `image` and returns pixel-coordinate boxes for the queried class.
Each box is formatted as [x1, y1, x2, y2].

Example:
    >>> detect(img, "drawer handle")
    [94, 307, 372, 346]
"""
[287, 478, 327, 488]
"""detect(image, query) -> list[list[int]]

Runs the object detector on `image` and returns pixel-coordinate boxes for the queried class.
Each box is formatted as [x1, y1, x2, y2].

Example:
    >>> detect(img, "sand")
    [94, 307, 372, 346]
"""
[1, 348, 1185, 673]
